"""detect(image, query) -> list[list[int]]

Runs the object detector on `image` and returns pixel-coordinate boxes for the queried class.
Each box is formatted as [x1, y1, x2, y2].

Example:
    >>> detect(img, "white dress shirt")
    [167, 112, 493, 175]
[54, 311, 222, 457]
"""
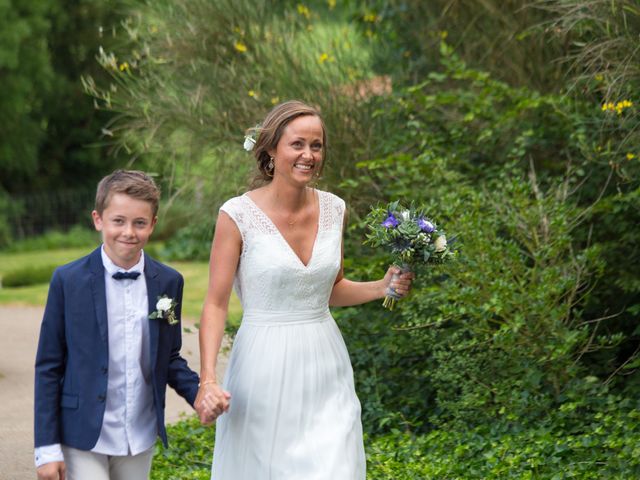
[35, 247, 157, 467]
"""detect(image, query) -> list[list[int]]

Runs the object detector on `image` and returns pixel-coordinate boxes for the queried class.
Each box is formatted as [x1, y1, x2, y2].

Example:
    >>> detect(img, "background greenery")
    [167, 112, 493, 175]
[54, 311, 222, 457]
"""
[2, 0, 638, 477]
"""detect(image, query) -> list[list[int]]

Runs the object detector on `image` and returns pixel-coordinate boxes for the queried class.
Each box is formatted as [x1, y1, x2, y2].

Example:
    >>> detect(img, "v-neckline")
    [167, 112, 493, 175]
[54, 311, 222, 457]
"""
[244, 190, 322, 268]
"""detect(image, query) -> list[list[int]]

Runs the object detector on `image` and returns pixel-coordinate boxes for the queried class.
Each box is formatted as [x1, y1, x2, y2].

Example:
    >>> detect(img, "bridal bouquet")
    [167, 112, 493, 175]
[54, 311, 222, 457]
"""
[364, 201, 455, 310]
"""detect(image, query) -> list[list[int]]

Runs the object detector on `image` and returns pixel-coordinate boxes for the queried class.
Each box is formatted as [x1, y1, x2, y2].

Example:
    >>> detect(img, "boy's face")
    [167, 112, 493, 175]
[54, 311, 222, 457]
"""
[92, 193, 157, 270]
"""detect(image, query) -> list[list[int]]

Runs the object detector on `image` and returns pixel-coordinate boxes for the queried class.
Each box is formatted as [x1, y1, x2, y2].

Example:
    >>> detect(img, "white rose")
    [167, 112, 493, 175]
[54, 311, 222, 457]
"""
[156, 297, 172, 311]
[434, 235, 447, 252]
[243, 135, 256, 151]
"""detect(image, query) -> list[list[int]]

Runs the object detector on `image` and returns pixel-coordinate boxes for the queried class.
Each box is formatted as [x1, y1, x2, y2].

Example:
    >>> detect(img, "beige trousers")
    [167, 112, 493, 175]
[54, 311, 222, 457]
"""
[62, 445, 154, 480]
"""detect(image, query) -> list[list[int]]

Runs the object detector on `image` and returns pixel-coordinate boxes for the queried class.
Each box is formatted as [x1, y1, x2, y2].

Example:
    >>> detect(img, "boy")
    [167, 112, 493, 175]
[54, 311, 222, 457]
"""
[34, 170, 215, 480]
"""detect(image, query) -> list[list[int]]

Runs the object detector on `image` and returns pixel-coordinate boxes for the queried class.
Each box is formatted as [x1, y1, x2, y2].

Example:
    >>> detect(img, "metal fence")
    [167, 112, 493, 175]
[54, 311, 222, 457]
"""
[8, 187, 95, 238]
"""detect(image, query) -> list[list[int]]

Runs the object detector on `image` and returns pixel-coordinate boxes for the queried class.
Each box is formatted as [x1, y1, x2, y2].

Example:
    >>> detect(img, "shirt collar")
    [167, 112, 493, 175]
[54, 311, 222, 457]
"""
[100, 245, 145, 276]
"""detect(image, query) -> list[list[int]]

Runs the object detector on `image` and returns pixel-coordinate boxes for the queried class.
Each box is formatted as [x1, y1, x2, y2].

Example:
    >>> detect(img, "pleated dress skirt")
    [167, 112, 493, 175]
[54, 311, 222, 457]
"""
[210, 308, 366, 480]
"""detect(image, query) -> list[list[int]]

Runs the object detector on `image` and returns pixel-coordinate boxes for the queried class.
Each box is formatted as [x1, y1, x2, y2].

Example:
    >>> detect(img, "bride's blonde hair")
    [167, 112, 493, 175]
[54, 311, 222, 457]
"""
[249, 100, 327, 188]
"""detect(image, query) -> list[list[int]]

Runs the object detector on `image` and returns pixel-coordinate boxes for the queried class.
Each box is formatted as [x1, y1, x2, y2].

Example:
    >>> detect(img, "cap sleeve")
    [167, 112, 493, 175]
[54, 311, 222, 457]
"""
[320, 190, 346, 232]
[219, 196, 248, 252]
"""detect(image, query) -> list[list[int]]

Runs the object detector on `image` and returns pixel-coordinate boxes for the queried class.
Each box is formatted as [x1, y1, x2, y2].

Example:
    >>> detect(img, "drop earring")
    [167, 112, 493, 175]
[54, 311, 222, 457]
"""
[267, 156, 275, 177]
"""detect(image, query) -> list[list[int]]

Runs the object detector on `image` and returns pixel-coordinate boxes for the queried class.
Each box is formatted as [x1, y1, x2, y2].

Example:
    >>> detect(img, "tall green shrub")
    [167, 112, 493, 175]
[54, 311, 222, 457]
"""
[82, 0, 385, 193]
[334, 47, 638, 432]
[339, 157, 605, 431]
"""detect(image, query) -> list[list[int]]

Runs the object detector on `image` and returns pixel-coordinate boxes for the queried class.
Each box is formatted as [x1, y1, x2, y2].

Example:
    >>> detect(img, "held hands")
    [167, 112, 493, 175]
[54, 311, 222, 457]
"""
[37, 461, 65, 480]
[382, 265, 415, 299]
[194, 382, 231, 425]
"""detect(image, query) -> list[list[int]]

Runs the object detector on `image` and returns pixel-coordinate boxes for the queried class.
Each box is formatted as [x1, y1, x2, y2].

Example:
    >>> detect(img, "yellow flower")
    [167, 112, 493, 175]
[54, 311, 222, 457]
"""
[150, 25, 158, 34]
[440, 30, 448, 39]
[297, 4, 311, 19]
[595, 74, 603, 82]
[119, 62, 130, 72]
[602, 99, 633, 114]
[271, 96, 280, 105]
[364, 13, 378, 23]
[318, 52, 329, 64]
[248, 90, 255, 97]
[626, 153, 636, 161]
[327, 0, 336, 9]
[234, 41, 247, 53]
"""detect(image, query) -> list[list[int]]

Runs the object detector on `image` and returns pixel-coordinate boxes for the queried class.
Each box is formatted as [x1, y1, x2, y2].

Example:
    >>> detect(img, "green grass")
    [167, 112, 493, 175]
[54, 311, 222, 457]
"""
[0, 247, 92, 305]
[0, 247, 92, 275]
[0, 247, 242, 324]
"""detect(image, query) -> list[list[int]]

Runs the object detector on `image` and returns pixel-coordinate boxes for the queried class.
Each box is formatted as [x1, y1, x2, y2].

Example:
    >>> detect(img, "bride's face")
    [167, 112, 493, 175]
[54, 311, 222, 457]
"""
[269, 115, 324, 186]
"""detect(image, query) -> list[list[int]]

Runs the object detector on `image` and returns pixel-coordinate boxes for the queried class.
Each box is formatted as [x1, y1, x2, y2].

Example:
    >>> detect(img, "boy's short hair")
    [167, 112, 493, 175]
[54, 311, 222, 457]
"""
[95, 170, 160, 216]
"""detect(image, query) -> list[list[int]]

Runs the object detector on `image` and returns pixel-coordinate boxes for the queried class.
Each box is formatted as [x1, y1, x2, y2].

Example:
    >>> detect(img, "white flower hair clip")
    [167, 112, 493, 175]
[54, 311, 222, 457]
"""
[243, 135, 256, 151]
[243, 125, 261, 152]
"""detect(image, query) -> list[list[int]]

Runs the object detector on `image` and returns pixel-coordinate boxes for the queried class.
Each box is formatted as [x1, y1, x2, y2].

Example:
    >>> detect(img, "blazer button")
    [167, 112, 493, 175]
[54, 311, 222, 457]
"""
[97, 394, 106, 402]
[101, 366, 108, 374]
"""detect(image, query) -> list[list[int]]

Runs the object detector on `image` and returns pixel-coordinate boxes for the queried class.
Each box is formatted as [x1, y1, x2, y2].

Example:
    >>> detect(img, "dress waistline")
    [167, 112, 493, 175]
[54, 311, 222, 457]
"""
[241, 307, 331, 326]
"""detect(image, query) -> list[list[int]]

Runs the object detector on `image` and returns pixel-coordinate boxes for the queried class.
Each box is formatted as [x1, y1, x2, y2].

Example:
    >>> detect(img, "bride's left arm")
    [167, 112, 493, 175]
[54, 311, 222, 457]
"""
[329, 234, 414, 307]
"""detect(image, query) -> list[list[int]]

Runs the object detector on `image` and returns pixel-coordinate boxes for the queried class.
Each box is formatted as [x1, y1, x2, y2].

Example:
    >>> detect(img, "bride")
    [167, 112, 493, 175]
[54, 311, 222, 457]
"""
[196, 100, 414, 479]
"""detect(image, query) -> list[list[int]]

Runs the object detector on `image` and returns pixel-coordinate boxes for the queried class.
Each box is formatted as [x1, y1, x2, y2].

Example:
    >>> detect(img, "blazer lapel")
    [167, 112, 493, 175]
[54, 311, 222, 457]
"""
[89, 247, 108, 344]
[145, 254, 160, 369]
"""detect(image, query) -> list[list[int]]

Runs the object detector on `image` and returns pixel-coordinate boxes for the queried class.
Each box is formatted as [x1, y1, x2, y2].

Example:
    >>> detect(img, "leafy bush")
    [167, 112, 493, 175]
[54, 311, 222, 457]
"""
[2, 264, 56, 287]
[339, 165, 608, 432]
[367, 390, 640, 479]
[326, 40, 637, 435]
[160, 221, 214, 262]
[151, 416, 214, 480]
[153, 390, 640, 479]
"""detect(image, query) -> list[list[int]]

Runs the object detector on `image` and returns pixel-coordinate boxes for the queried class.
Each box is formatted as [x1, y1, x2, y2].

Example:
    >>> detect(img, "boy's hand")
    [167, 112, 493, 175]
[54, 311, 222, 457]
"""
[195, 383, 231, 424]
[37, 461, 66, 480]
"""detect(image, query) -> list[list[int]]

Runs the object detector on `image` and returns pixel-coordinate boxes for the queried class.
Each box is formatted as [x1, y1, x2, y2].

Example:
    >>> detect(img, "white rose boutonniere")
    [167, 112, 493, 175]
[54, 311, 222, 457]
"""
[149, 295, 179, 325]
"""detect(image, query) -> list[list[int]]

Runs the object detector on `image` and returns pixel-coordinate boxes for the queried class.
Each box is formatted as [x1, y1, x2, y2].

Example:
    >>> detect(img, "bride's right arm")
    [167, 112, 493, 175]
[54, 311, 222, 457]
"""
[195, 211, 242, 421]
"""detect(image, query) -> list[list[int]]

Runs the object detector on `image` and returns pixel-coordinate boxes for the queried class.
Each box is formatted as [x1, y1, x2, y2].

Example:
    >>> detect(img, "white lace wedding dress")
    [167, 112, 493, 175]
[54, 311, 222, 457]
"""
[211, 189, 366, 479]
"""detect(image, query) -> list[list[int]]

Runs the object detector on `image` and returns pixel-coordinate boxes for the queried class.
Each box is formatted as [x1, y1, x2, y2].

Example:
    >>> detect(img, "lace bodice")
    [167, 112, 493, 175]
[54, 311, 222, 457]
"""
[219, 190, 345, 312]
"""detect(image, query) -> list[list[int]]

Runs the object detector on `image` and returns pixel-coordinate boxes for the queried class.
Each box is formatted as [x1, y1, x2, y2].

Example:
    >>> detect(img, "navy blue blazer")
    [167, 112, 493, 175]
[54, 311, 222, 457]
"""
[34, 246, 200, 450]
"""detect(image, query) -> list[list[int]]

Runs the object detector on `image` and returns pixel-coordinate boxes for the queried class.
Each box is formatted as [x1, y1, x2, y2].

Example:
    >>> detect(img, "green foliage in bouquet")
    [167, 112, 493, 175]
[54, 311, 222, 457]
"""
[364, 201, 454, 266]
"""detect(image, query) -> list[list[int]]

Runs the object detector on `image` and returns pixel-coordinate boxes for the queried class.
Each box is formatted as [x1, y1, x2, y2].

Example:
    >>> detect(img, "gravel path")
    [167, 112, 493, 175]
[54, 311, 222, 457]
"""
[0, 305, 225, 480]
